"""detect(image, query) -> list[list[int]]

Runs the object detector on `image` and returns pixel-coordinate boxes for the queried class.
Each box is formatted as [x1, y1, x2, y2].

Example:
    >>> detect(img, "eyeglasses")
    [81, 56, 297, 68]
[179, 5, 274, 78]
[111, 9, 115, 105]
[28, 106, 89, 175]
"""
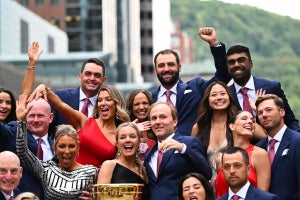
[227, 56, 248, 65]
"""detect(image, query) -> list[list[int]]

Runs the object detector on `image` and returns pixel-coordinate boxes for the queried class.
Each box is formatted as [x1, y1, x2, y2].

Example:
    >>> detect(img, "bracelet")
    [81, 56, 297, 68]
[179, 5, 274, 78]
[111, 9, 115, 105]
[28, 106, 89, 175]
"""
[27, 66, 36, 70]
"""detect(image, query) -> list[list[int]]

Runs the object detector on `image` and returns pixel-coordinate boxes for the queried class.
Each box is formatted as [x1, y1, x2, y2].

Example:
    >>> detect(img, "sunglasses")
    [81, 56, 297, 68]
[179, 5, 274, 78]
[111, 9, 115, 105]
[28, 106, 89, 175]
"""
[227, 56, 248, 65]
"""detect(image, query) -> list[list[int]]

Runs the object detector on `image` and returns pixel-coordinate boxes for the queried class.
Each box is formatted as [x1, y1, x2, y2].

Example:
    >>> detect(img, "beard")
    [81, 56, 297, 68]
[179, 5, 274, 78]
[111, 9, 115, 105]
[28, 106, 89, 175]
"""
[156, 71, 179, 87]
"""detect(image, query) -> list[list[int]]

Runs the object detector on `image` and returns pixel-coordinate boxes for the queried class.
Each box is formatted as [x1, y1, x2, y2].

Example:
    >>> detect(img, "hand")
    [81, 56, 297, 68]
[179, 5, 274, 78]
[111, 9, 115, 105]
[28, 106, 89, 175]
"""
[158, 139, 184, 153]
[79, 190, 92, 200]
[249, 88, 266, 111]
[198, 27, 219, 46]
[133, 119, 151, 132]
[28, 41, 43, 67]
[28, 84, 48, 102]
[16, 94, 32, 121]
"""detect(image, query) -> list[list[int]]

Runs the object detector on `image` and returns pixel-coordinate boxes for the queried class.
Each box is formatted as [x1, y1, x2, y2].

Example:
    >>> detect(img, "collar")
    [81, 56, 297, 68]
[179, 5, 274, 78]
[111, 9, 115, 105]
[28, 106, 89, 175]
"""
[157, 133, 175, 146]
[158, 83, 178, 98]
[32, 134, 48, 142]
[228, 181, 250, 200]
[79, 88, 97, 106]
[268, 124, 287, 142]
[234, 75, 255, 93]
[0, 190, 13, 200]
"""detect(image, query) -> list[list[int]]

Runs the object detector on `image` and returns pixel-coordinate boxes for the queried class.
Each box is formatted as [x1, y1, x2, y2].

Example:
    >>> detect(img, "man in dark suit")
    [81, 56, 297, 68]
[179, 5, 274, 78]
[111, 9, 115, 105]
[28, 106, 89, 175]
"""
[49, 58, 107, 137]
[151, 27, 231, 136]
[256, 94, 300, 200]
[227, 45, 300, 132]
[0, 98, 54, 199]
[0, 151, 22, 200]
[144, 102, 212, 199]
[218, 147, 279, 200]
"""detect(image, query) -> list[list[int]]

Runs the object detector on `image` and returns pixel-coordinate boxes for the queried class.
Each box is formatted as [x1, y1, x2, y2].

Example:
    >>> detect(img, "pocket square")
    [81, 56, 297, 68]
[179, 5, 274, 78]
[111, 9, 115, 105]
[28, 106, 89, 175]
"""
[174, 150, 179, 154]
[282, 149, 289, 156]
[184, 89, 192, 94]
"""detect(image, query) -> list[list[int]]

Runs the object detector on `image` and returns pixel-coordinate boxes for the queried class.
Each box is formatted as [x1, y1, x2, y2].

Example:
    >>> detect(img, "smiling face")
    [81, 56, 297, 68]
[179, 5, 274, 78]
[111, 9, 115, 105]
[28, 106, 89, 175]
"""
[0, 92, 12, 123]
[0, 151, 23, 195]
[97, 90, 116, 121]
[132, 92, 150, 121]
[208, 83, 230, 111]
[26, 99, 53, 137]
[155, 53, 181, 89]
[149, 103, 177, 142]
[55, 135, 79, 171]
[227, 52, 252, 86]
[78, 62, 106, 97]
[182, 177, 206, 200]
[117, 125, 140, 158]
[229, 111, 255, 139]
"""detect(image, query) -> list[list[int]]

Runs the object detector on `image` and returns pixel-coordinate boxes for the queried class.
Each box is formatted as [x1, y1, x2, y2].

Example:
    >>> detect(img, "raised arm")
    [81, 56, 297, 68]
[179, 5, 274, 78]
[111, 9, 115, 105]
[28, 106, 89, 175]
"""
[28, 84, 88, 131]
[21, 42, 44, 95]
[198, 27, 231, 84]
[15, 94, 44, 179]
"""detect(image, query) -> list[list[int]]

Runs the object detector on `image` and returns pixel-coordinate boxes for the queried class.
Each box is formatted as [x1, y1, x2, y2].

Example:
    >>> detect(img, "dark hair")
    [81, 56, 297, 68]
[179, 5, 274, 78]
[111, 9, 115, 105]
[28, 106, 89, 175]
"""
[80, 58, 106, 75]
[255, 94, 284, 110]
[126, 89, 152, 121]
[154, 49, 180, 66]
[0, 88, 17, 123]
[221, 147, 249, 166]
[177, 173, 215, 200]
[195, 81, 237, 151]
[226, 45, 252, 62]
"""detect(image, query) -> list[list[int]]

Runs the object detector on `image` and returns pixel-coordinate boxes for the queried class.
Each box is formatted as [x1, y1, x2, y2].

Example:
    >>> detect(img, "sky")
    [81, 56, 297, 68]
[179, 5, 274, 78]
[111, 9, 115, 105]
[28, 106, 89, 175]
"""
[219, 0, 300, 20]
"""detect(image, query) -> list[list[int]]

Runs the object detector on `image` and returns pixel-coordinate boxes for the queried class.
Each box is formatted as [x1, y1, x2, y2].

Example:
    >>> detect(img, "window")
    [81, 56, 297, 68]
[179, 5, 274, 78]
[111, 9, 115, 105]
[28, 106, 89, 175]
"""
[51, 0, 59, 6]
[35, 0, 44, 6]
[48, 36, 54, 53]
[21, 20, 29, 53]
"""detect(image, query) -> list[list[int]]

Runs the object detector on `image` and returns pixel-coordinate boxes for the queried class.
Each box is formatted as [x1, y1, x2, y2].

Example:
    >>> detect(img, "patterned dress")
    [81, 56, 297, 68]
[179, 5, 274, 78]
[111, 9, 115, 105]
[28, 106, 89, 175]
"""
[16, 121, 98, 200]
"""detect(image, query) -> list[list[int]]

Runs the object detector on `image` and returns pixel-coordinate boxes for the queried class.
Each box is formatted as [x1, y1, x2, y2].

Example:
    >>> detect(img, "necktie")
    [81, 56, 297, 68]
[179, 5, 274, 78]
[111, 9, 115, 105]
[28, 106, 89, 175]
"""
[268, 139, 277, 163]
[9, 196, 13, 200]
[240, 88, 252, 113]
[36, 138, 43, 160]
[81, 98, 91, 116]
[232, 194, 240, 200]
[156, 150, 163, 176]
[165, 90, 174, 106]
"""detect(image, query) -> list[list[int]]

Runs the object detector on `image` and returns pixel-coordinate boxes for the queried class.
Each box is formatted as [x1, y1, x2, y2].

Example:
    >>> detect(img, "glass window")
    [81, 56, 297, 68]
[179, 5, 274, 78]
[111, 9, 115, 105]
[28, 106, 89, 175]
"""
[35, 0, 44, 6]
[21, 20, 29, 53]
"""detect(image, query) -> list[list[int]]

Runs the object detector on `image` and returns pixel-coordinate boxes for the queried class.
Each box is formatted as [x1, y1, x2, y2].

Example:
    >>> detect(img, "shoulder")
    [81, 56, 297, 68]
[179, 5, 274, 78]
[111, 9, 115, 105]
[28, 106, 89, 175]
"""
[252, 145, 268, 156]
[254, 77, 280, 85]
[252, 187, 279, 199]
[101, 160, 117, 169]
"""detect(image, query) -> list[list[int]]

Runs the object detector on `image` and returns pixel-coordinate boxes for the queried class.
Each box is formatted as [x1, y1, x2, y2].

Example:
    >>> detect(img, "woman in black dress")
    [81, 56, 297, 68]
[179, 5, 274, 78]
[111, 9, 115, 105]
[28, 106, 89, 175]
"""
[97, 122, 149, 199]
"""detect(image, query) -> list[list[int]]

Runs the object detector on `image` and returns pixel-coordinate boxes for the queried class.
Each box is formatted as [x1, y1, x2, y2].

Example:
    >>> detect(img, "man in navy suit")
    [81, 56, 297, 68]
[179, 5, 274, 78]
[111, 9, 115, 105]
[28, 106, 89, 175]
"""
[49, 58, 107, 137]
[218, 147, 279, 200]
[256, 94, 300, 200]
[226, 45, 300, 133]
[151, 27, 231, 136]
[0, 151, 22, 200]
[0, 98, 54, 199]
[144, 102, 212, 199]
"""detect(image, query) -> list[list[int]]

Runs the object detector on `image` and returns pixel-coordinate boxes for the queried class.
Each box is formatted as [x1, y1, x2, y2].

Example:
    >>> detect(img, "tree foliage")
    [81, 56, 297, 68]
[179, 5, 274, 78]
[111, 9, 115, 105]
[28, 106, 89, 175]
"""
[171, 0, 300, 120]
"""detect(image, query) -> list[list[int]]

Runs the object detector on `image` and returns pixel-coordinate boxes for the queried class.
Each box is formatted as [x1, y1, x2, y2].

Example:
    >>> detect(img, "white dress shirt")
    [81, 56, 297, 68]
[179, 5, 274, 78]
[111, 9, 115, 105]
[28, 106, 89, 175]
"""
[79, 89, 97, 117]
[32, 134, 54, 161]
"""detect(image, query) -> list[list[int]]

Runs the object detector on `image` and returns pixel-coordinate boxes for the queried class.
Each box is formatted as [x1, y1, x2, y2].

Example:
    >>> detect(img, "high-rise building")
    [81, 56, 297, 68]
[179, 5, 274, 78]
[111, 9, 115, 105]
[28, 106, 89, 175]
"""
[16, 0, 171, 83]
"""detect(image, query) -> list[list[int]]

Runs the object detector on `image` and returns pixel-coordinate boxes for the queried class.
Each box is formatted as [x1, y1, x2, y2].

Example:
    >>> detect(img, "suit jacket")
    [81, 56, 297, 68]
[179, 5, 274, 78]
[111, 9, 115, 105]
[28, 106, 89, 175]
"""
[0, 189, 20, 200]
[256, 127, 300, 200]
[151, 44, 231, 136]
[48, 87, 80, 137]
[218, 184, 279, 200]
[0, 121, 54, 199]
[144, 133, 212, 199]
[229, 76, 300, 132]
[0, 192, 6, 200]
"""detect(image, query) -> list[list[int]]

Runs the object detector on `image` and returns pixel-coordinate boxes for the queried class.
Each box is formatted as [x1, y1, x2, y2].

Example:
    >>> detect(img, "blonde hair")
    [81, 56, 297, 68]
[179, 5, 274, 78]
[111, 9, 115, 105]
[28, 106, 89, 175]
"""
[53, 124, 79, 149]
[15, 192, 39, 200]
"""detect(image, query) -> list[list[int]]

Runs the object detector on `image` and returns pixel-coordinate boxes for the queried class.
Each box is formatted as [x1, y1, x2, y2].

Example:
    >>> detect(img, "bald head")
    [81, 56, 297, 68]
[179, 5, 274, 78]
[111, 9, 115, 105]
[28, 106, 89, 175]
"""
[26, 98, 51, 113]
[0, 151, 23, 195]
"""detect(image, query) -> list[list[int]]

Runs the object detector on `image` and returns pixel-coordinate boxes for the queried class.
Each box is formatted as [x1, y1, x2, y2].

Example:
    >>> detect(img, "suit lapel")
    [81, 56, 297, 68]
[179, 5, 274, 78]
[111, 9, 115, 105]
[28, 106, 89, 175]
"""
[175, 80, 187, 108]
[272, 130, 291, 171]
[144, 145, 158, 182]
[229, 85, 242, 110]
